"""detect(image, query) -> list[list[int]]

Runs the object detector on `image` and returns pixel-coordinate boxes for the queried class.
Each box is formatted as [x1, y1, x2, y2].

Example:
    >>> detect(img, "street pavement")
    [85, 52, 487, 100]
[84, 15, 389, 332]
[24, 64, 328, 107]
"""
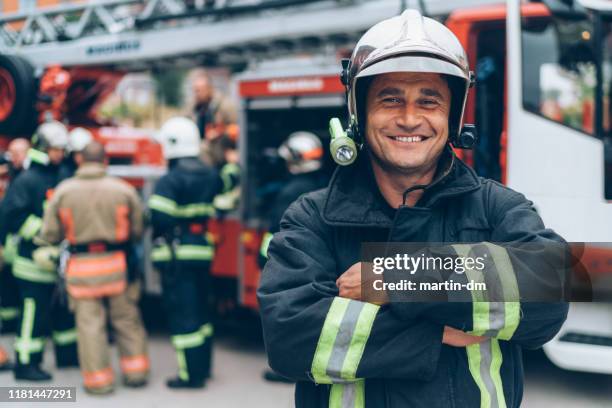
[1, 334, 612, 407]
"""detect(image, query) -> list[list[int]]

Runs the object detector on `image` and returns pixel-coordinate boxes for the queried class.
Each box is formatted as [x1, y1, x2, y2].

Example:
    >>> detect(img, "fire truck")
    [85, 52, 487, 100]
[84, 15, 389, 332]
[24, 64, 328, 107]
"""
[1, 0, 612, 374]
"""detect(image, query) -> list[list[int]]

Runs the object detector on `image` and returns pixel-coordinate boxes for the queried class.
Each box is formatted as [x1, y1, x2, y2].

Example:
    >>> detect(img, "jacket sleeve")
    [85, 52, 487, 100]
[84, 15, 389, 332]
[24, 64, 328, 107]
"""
[257, 195, 444, 383]
[2, 175, 34, 237]
[148, 175, 177, 238]
[126, 186, 144, 241]
[388, 183, 568, 349]
[39, 188, 63, 245]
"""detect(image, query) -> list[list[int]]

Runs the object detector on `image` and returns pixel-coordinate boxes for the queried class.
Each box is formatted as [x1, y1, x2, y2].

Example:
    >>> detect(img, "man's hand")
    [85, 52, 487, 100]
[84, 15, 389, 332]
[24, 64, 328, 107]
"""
[336, 262, 362, 300]
[337, 262, 388, 304]
[442, 326, 487, 347]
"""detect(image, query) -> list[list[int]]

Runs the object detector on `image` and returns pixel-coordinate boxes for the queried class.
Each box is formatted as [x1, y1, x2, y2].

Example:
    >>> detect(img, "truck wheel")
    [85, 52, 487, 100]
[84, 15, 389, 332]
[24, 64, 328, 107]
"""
[0, 54, 37, 136]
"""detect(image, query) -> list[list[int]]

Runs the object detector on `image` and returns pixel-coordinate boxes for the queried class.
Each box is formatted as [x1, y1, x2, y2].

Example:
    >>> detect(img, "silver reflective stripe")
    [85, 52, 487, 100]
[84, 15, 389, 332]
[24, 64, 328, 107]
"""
[329, 381, 365, 408]
[326, 301, 364, 381]
[479, 340, 499, 408]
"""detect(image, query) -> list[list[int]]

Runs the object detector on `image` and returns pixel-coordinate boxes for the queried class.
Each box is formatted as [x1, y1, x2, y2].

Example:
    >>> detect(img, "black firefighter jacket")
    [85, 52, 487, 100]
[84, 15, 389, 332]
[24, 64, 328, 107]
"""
[257, 147, 569, 408]
[149, 157, 223, 268]
[3, 154, 62, 284]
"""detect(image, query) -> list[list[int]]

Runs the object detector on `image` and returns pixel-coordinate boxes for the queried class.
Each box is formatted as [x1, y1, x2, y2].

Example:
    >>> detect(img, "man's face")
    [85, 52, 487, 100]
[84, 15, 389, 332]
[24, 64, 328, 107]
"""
[8, 140, 29, 169]
[47, 148, 64, 165]
[192, 77, 213, 105]
[365, 72, 451, 175]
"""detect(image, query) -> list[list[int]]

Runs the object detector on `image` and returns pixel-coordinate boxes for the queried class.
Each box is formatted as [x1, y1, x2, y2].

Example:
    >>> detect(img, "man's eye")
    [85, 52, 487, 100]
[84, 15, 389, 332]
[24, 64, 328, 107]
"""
[419, 99, 439, 106]
[382, 97, 402, 104]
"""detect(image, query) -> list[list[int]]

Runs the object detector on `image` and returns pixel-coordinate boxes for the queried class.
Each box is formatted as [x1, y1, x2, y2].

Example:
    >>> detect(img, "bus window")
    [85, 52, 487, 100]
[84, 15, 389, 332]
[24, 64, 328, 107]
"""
[602, 16, 612, 199]
[474, 26, 505, 182]
[521, 15, 596, 135]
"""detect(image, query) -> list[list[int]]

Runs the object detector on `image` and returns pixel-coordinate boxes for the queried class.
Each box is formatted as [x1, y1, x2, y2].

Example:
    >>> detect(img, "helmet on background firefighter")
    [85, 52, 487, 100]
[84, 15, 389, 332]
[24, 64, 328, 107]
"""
[335, 9, 475, 164]
[32, 120, 69, 152]
[67, 127, 94, 153]
[278, 131, 323, 175]
[157, 117, 201, 160]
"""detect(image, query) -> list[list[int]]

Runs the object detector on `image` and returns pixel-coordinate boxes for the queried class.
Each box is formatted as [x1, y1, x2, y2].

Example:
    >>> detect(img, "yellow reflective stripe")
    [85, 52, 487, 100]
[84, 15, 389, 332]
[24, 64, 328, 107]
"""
[220, 163, 240, 192]
[177, 349, 189, 381]
[482, 243, 520, 340]
[16, 298, 42, 365]
[149, 195, 215, 218]
[13, 256, 56, 283]
[152, 246, 171, 262]
[28, 148, 49, 165]
[200, 323, 214, 338]
[3, 234, 18, 263]
[260, 232, 273, 259]
[148, 194, 177, 216]
[213, 189, 239, 211]
[311, 297, 380, 384]
[18, 215, 43, 240]
[53, 329, 78, 345]
[153, 245, 214, 262]
[172, 330, 205, 349]
[174, 203, 215, 218]
[453, 244, 509, 408]
[329, 381, 365, 408]
[0, 307, 19, 320]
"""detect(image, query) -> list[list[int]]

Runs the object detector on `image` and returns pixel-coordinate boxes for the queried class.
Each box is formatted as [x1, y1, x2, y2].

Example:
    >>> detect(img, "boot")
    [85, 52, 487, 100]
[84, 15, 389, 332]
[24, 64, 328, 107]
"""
[84, 384, 114, 395]
[14, 365, 52, 381]
[123, 376, 148, 388]
[0, 360, 13, 371]
[262, 369, 293, 383]
[166, 376, 205, 389]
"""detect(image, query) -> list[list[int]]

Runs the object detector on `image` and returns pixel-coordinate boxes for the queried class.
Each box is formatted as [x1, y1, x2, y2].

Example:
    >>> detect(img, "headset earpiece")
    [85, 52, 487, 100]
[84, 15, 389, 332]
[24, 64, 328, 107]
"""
[450, 124, 478, 149]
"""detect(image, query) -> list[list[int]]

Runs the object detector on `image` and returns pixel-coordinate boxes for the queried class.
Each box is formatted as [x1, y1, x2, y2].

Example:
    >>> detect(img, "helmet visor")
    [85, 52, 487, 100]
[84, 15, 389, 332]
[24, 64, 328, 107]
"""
[356, 55, 467, 82]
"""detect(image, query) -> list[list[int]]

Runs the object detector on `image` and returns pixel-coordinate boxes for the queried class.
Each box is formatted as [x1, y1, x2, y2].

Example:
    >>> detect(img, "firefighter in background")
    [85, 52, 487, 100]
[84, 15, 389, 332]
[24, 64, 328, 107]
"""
[59, 127, 93, 181]
[39, 141, 149, 395]
[0, 138, 30, 336]
[149, 117, 222, 389]
[2, 121, 78, 381]
[191, 69, 238, 140]
[0, 138, 30, 371]
[258, 131, 326, 383]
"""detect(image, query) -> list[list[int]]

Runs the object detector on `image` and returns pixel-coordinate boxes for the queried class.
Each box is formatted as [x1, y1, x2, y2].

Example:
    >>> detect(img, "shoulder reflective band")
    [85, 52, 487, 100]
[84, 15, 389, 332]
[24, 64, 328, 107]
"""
[260, 232, 273, 259]
[220, 163, 240, 192]
[329, 381, 365, 408]
[13, 256, 56, 283]
[28, 149, 49, 166]
[451, 244, 520, 340]
[311, 297, 379, 384]
[149, 194, 215, 218]
[18, 215, 43, 240]
[15, 298, 44, 365]
[152, 245, 214, 262]
[52, 328, 77, 346]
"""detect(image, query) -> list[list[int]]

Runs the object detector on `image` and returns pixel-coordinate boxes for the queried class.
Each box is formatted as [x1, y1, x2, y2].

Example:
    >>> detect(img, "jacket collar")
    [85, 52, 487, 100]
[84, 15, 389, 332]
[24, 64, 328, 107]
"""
[76, 163, 106, 179]
[322, 145, 481, 228]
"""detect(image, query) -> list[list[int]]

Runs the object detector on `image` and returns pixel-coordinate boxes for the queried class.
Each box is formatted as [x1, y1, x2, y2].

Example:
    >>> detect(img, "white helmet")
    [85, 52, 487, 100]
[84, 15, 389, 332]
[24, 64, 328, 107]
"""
[157, 117, 201, 160]
[278, 131, 323, 175]
[32, 121, 69, 151]
[67, 127, 93, 153]
[345, 9, 474, 145]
